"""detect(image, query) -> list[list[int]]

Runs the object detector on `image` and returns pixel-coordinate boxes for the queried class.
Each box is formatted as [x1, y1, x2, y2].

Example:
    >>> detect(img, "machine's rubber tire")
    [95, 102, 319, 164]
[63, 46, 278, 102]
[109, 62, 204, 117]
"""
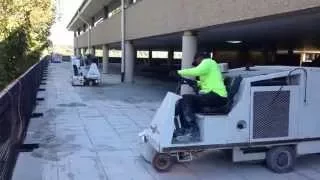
[93, 81, 99, 86]
[266, 146, 296, 173]
[152, 153, 173, 172]
[88, 80, 93, 86]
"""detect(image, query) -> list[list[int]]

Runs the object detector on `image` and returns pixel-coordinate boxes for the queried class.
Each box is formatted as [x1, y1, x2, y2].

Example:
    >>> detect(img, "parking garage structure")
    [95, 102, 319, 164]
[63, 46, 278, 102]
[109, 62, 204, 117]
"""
[67, 0, 320, 88]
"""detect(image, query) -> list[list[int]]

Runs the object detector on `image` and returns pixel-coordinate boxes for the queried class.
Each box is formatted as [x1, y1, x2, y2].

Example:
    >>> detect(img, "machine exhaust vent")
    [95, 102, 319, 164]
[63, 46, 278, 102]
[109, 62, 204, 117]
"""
[253, 91, 290, 139]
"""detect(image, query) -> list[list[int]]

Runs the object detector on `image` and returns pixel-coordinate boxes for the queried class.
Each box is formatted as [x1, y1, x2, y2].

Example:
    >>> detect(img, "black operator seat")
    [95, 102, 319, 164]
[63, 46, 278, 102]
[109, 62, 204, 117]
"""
[199, 76, 243, 115]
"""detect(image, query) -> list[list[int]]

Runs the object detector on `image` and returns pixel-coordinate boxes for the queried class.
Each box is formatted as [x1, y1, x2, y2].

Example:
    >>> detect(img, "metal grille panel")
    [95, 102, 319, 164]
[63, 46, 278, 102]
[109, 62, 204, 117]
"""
[253, 91, 290, 139]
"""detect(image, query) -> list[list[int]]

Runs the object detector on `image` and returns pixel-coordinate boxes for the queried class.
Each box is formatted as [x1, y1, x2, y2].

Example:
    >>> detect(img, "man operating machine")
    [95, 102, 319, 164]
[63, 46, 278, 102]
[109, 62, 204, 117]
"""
[174, 51, 228, 142]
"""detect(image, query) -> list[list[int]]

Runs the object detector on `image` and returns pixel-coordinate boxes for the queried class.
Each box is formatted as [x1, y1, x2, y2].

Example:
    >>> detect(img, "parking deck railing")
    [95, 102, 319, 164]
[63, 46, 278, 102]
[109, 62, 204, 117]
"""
[0, 56, 49, 180]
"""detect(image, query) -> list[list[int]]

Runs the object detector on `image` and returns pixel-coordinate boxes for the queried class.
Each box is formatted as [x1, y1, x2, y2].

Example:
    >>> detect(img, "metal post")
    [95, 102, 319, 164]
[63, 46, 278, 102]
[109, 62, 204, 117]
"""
[121, 0, 125, 82]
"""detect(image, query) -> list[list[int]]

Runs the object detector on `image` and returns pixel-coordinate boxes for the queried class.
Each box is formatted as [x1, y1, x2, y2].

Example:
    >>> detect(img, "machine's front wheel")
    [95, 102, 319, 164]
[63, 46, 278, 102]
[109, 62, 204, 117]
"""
[266, 146, 296, 173]
[152, 153, 173, 172]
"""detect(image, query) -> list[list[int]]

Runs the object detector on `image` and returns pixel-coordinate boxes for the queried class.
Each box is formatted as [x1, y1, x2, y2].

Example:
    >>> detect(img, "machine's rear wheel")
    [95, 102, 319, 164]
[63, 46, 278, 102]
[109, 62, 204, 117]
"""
[93, 80, 99, 86]
[152, 153, 173, 172]
[266, 146, 296, 173]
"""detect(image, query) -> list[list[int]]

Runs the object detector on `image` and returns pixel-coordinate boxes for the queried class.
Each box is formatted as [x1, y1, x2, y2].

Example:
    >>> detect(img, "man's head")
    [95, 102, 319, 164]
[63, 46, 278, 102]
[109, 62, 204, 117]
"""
[193, 51, 211, 66]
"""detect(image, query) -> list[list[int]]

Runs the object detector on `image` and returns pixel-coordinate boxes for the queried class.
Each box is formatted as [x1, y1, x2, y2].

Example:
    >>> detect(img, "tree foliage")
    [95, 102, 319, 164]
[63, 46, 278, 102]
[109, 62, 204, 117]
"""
[0, 0, 55, 89]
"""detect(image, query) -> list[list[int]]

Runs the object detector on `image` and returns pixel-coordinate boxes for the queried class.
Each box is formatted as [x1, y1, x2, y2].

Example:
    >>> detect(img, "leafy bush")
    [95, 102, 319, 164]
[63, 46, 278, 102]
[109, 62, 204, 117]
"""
[0, 0, 54, 90]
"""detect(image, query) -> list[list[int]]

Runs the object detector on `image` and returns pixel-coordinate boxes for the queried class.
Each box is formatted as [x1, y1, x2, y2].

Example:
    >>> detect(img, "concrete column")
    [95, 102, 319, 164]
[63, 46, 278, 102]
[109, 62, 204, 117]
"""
[74, 31, 78, 56]
[103, 45, 109, 74]
[239, 46, 250, 68]
[287, 48, 295, 66]
[211, 49, 217, 58]
[270, 46, 277, 64]
[103, 6, 109, 19]
[263, 48, 269, 64]
[76, 48, 81, 57]
[168, 49, 174, 69]
[83, 48, 87, 55]
[91, 17, 95, 28]
[90, 46, 96, 56]
[300, 53, 306, 65]
[181, 31, 197, 94]
[125, 41, 135, 83]
[288, 48, 294, 60]
[148, 49, 152, 64]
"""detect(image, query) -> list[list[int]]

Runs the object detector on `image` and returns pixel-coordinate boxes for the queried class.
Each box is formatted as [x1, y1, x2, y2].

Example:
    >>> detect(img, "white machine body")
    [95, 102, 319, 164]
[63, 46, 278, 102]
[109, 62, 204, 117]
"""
[72, 75, 85, 86]
[140, 66, 320, 163]
[219, 63, 229, 73]
[71, 56, 101, 86]
[71, 57, 85, 86]
[86, 63, 101, 81]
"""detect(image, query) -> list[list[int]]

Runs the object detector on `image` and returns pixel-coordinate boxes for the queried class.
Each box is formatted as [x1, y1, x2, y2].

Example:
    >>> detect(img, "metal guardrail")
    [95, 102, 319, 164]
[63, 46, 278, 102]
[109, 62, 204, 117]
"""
[0, 56, 49, 180]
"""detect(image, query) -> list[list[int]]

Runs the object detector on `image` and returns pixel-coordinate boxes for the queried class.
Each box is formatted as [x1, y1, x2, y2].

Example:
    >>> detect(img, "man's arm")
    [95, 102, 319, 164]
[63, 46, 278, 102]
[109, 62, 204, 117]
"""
[177, 59, 210, 77]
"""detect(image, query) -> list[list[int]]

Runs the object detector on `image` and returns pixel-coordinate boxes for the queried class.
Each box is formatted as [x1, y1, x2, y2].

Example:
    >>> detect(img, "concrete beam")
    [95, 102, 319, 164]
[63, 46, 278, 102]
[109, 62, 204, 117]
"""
[74, 0, 320, 47]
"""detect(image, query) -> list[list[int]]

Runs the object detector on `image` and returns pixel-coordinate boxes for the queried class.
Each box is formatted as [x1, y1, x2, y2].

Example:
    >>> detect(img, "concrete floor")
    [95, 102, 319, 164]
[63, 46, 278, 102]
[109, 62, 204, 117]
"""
[12, 62, 320, 180]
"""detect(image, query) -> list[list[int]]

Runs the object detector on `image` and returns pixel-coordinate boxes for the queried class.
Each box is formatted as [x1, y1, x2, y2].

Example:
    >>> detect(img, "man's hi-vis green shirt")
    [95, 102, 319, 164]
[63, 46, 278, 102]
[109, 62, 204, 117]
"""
[178, 58, 227, 97]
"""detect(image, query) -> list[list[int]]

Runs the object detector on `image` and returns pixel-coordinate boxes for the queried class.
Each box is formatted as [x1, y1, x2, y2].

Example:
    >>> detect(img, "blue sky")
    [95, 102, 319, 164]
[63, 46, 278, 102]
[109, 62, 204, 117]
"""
[50, 0, 83, 46]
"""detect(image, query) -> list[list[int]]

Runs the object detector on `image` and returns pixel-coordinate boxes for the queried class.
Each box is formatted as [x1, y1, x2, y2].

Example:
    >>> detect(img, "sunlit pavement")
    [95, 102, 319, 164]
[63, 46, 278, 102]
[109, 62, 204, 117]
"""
[13, 62, 320, 180]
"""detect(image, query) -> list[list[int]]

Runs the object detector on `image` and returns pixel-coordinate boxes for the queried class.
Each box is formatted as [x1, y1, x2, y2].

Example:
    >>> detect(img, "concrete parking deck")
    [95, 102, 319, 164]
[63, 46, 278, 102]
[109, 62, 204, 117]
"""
[12, 62, 320, 180]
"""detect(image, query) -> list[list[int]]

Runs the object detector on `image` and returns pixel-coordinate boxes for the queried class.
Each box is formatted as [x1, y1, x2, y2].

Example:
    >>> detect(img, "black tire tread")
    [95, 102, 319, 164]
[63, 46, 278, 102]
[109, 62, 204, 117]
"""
[152, 153, 173, 172]
[266, 146, 296, 173]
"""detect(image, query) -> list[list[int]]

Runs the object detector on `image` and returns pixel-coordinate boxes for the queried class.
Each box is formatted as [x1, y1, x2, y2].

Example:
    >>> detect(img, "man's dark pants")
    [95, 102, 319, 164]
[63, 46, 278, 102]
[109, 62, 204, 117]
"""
[175, 92, 228, 133]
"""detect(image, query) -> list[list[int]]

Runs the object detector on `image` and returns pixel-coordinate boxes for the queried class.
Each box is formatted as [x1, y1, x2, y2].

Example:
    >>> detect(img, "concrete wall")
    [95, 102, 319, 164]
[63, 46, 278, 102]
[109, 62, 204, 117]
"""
[77, 31, 88, 48]
[91, 14, 121, 45]
[75, 0, 320, 47]
[77, 14, 121, 48]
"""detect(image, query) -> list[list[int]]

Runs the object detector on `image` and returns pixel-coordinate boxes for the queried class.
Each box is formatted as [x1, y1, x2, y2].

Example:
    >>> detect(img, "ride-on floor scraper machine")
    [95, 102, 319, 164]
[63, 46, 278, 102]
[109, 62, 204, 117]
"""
[139, 65, 320, 173]
[71, 56, 101, 86]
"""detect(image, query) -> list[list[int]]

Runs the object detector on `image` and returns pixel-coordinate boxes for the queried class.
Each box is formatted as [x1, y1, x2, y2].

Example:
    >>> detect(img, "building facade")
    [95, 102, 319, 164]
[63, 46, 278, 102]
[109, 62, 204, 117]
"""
[68, 0, 320, 82]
